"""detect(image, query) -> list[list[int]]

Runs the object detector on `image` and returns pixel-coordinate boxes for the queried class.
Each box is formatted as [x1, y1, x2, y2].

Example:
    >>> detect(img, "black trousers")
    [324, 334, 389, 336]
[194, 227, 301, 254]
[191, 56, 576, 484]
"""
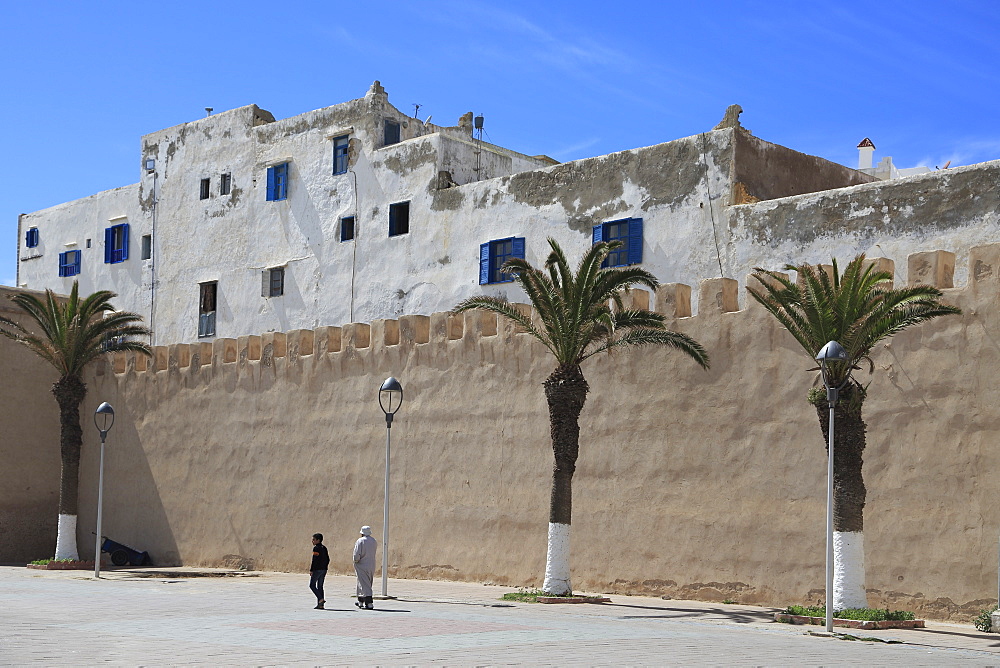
[309, 570, 327, 601]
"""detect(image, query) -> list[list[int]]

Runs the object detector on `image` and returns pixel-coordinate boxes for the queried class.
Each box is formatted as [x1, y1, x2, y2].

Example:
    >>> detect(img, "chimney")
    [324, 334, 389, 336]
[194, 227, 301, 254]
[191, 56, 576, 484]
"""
[857, 137, 875, 170]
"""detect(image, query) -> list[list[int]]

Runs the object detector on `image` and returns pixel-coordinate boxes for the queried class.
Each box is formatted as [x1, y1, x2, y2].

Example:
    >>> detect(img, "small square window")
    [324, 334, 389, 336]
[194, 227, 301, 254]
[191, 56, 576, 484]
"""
[200, 178, 211, 200]
[340, 216, 355, 242]
[593, 217, 643, 267]
[333, 136, 349, 175]
[266, 163, 289, 201]
[141, 234, 152, 260]
[263, 267, 284, 297]
[480, 237, 526, 284]
[388, 202, 409, 237]
[25, 227, 39, 248]
[86, 238, 91, 248]
[199, 281, 217, 338]
[105, 223, 129, 264]
[58, 250, 81, 277]
[384, 120, 401, 147]
[220, 173, 231, 195]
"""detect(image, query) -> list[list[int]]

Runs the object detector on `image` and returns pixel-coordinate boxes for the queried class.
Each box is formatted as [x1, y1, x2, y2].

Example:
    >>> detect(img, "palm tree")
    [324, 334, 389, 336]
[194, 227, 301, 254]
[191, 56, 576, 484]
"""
[748, 255, 960, 610]
[454, 238, 709, 595]
[0, 282, 151, 560]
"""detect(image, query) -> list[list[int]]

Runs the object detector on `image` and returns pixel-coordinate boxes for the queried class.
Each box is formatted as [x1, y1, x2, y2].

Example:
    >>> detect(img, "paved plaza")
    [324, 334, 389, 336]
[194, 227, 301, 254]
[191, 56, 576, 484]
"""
[2, 566, 999, 666]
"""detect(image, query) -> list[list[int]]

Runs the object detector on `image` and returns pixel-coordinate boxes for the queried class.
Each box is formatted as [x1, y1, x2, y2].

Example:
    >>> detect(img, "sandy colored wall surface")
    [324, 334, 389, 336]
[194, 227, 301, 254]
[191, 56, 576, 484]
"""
[7, 245, 1000, 621]
[0, 289, 62, 564]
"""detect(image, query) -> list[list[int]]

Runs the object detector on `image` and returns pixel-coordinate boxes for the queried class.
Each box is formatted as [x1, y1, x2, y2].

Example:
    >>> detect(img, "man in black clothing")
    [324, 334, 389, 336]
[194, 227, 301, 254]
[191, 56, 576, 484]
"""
[309, 533, 330, 609]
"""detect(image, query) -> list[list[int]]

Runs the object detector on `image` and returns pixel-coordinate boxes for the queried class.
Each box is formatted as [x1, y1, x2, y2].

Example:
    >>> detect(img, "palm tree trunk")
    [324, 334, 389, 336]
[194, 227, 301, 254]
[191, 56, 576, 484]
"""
[542, 364, 588, 595]
[814, 382, 868, 610]
[52, 374, 87, 561]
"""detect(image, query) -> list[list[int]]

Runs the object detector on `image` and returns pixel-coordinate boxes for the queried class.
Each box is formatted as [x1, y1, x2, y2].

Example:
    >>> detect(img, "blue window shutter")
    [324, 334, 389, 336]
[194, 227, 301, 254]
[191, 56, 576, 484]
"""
[121, 224, 130, 261]
[592, 224, 604, 245]
[277, 164, 287, 200]
[104, 227, 113, 263]
[58, 252, 65, 277]
[74, 251, 81, 274]
[266, 166, 276, 201]
[627, 218, 643, 265]
[479, 243, 490, 285]
[512, 237, 525, 261]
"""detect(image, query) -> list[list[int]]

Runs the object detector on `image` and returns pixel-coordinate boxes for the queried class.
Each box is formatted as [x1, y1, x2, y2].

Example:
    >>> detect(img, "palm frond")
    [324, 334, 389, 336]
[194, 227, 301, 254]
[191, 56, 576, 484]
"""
[750, 253, 961, 384]
[454, 238, 710, 370]
[1, 282, 152, 378]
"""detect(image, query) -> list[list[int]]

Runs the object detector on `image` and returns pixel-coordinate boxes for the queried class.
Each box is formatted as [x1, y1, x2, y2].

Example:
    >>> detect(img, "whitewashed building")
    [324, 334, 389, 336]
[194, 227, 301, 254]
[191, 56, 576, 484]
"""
[16, 82, 1000, 344]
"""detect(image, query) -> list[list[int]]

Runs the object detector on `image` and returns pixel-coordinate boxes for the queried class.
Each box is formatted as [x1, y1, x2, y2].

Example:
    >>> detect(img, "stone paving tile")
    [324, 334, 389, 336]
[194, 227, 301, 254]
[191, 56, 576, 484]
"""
[1, 566, 998, 666]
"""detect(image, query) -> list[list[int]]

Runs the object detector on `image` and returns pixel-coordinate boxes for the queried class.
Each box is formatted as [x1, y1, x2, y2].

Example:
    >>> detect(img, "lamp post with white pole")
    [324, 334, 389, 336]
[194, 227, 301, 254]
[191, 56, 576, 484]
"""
[378, 377, 403, 598]
[815, 341, 851, 633]
[93, 402, 115, 579]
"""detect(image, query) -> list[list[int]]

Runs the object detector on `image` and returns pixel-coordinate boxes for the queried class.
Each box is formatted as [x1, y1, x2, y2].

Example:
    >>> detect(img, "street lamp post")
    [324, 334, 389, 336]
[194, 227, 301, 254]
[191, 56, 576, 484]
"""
[93, 402, 115, 579]
[378, 377, 403, 598]
[815, 341, 850, 633]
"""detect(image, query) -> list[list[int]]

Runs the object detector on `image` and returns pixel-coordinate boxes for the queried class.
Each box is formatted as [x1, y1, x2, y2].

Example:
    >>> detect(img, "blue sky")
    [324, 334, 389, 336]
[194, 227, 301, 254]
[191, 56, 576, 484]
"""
[3, 1, 998, 287]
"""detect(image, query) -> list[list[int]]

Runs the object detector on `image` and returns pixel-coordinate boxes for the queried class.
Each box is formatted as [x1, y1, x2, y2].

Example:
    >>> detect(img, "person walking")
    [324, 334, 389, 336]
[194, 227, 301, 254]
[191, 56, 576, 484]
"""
[353, 526, 377, 610]
[309, 533, 329, 610]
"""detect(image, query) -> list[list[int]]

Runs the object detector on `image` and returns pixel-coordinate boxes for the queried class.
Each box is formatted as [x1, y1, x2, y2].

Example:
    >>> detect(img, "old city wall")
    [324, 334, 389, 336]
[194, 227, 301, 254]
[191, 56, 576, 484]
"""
[0, 290, 63, 563]
[4, 243, 986, 620]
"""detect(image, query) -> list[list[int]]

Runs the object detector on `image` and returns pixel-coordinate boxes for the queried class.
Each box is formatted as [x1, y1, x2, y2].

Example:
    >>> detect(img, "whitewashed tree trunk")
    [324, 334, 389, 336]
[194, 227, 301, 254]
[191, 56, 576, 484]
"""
[54, 514, 80, 561]
[543, 522, 572, 595]
[833, 531, 867, 610]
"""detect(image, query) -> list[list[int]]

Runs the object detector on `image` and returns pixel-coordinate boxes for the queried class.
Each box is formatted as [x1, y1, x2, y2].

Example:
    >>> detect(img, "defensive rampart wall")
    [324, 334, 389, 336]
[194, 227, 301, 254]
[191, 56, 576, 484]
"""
[6, 244, 1000, 621]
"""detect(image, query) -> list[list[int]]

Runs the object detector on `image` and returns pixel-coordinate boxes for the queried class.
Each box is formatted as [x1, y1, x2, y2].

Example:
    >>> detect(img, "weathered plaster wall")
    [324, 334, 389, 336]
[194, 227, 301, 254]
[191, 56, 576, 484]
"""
[15, 184, 144, 308]
[29, 243, 1000, 621]
[0, 288, 62, 563]
[731, 129, 876, 202]
[728, 159, 1000, 286]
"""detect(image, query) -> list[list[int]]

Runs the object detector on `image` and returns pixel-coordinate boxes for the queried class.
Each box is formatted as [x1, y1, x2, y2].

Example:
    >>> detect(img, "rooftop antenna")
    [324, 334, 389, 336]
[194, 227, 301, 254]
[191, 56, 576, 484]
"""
[413, 103, 421, 118]
[473, 114, 485, 178]
[205, 107, 213, 116]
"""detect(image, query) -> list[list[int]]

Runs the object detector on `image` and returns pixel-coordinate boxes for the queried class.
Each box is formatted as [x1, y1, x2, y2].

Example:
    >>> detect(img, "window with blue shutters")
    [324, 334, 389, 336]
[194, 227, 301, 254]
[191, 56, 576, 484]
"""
[592, 217, 643, 267]
[266, 163, 289, 201]
[104, 223, 129, 264]
[333, 135, 349, 174]
[58, 250, 81, 277]
[25, 227, 39, 248]
[479, 237, 526, 284]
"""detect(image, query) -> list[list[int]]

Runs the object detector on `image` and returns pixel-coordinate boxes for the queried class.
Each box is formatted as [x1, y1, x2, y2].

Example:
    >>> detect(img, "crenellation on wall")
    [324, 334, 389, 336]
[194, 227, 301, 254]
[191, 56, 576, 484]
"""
[656, 283, 692, 318]
[908, 250, 956, 288]
[463, 310, 498, 339]
[104, 242, 1000, 381]
[969, 243, 1000, 292]
[342, 322, 371, 350]
[622, 288, 650, 311]
[399, 315, 430, 344]
[865, 257, 895, 285]
[113, 351, 127, 374]
[154, 346, 168, 371]
[699, 277, 740, 314]
[199, 341, 213, 366]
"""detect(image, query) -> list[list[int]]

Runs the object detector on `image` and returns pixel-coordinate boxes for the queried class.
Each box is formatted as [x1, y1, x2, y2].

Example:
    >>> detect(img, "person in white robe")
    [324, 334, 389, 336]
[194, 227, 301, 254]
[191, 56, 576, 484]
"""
[353, 525, 377, 609]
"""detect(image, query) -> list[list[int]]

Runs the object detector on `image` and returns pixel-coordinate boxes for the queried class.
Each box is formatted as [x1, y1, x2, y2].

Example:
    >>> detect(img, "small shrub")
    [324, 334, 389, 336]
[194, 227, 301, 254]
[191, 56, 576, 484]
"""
[501, 588, 547, 603]
[722, 599, 737, 604]
[29, 559, 51, 565]
[785, 605, 914, 621]
[973, 608, 995, 633]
